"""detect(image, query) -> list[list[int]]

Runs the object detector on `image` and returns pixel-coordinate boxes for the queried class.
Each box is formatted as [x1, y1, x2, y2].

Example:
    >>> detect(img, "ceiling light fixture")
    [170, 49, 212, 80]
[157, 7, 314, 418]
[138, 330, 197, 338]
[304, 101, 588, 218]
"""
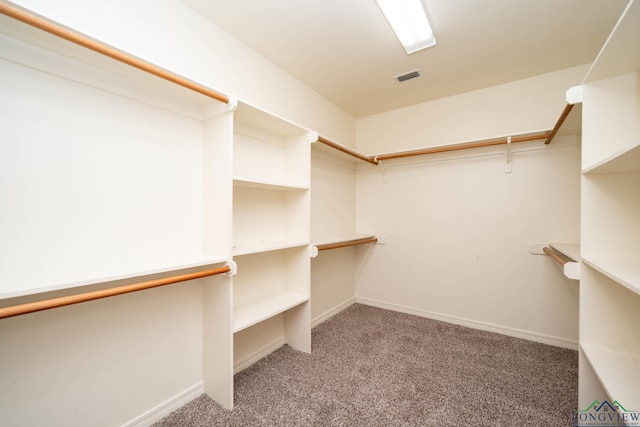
[376, 0, 436, 54]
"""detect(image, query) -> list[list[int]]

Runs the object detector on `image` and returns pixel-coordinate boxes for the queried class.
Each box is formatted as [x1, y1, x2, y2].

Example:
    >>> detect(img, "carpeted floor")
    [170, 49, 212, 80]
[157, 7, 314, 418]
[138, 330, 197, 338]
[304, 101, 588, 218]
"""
[154, 304, 577, 426]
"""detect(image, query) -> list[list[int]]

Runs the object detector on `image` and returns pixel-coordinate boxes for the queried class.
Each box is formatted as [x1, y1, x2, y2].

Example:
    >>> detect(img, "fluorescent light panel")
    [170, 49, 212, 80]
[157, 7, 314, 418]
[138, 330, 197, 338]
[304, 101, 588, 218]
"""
[376, 0, 436, 54]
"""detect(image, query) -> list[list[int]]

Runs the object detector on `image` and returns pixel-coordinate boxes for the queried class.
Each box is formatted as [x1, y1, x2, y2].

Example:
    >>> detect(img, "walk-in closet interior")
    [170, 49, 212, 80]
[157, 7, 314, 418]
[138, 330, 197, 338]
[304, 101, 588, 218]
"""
[1, 0, 638, 425]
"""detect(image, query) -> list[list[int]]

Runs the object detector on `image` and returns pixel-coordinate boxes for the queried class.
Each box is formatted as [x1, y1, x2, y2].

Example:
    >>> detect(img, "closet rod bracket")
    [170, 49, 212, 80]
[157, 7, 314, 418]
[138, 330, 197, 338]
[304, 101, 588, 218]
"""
[375, 157, 388, 183]
[505, 136, 512, 174]
[310, 246, 319, 258]
[224, 260, 238, 277]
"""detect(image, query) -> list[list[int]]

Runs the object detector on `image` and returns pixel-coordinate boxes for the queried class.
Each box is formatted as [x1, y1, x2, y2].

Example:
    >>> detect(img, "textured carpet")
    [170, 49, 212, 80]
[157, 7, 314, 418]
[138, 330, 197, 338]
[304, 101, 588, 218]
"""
[154, 304, 577, 426]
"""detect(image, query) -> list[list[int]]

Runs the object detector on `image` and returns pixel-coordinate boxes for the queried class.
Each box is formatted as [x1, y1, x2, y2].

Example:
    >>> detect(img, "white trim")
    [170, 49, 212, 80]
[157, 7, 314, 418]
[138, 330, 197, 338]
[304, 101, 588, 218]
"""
[355, 297, 579, 350]
[566, 85, 583, 104]
[311, 297, 356, 328]
[122, 382, 204, 427]
[233, 338, 286, 374]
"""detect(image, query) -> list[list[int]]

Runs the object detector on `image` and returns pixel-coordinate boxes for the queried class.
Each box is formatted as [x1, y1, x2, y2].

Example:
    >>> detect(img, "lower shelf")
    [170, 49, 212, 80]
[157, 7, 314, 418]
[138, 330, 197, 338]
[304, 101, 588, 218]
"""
[581, 343, 640, 411]
[233, 292, 309, 333]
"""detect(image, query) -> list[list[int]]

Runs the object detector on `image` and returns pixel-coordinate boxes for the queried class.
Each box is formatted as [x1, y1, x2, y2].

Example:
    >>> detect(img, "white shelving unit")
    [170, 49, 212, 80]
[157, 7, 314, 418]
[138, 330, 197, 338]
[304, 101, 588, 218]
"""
[231, 101, 313, 370]
[579, 0, 640, 413]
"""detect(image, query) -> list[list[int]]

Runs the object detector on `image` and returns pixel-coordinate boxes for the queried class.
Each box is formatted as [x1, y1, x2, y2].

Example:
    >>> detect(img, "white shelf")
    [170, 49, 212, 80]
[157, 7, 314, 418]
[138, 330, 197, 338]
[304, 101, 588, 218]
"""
[581, 343, 640, 412]
[233, 241, 309, 257]
[233, 177, 309, 191]
[548, 243, 581, 280]
[233, 101, 311, 188]
[233, 186, 309, 250]
[549, 242, 581, 262]
[0, 254, 229, 301]
[0, 15, 227, 121]
[311, 138, 373, 166]
[235, 101, 310, 139]
[233, 292, 309, 333]
[583, 0, 640, 83]
[583, 144, 640, 175]
[582, 257, 640, 296]
[312, 234, 377, 247]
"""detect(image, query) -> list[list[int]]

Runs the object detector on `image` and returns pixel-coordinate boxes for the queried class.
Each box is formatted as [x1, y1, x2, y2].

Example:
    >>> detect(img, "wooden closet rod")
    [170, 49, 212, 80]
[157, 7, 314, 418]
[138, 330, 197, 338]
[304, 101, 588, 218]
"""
[543, 247, 568, 266]
[317, 136, 379, 165]
[0, 3, 229, 104]
[317, 237, 378, 251]
[374, 132, 550, 162]
[544, 104, 574, 145]
[0, 265, 231, 320]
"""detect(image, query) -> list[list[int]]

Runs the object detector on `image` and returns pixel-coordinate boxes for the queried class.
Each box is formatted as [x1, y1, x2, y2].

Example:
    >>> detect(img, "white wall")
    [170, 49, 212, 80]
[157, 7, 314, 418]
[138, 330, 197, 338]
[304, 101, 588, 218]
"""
[0, 279, 206, 427]
[355, 67, 585, 347]
[357, 65, 588, 154]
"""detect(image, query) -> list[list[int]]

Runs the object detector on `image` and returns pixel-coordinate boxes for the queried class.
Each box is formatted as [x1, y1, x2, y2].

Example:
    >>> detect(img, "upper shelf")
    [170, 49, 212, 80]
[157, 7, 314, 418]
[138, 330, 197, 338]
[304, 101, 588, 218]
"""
[549, 243, 581, 262]
[529, 243, 580, 280]
[0, 254, 229, 302]
[233, 178, 309, 191]
[583, 0, 640, 83]
[0, 4, 229, 119]
[235, 101, 310, 140]
[313, 234, 380, 253]
[312, 136, 378, 165]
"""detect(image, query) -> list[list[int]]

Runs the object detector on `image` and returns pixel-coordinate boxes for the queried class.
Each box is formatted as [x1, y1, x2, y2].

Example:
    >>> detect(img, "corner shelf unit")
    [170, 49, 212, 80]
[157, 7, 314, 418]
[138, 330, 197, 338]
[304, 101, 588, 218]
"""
[578, 0, 640, 413]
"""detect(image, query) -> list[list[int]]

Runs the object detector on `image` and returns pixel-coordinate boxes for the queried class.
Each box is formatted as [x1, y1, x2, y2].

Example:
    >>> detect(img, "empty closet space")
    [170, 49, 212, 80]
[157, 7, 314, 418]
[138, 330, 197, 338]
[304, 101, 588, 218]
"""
[1, 0, 639, 426]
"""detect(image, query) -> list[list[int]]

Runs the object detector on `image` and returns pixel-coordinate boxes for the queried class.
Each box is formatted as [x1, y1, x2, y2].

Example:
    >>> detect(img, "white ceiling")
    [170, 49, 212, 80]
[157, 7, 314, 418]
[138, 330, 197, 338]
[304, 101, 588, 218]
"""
[180, 0, 628, 118]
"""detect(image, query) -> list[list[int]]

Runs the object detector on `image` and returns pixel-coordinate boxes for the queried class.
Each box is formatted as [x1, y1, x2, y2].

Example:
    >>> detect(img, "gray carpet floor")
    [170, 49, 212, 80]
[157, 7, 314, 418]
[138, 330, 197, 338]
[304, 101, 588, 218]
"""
[154, 304, 577, 426]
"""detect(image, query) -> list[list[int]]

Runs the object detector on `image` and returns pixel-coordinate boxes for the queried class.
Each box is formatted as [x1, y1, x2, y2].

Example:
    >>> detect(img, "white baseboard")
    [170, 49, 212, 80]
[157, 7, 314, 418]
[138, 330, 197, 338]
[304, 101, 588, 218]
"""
[233, 338, 286, 374]
[311, 297, 356, 328]
[123, 382, 204, 427]
[355, 297, 579, 350]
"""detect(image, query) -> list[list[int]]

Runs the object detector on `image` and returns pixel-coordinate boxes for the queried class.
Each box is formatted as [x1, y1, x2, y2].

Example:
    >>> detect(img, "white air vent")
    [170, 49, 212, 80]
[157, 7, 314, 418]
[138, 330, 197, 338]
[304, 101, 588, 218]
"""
[394, 69, 421, 83]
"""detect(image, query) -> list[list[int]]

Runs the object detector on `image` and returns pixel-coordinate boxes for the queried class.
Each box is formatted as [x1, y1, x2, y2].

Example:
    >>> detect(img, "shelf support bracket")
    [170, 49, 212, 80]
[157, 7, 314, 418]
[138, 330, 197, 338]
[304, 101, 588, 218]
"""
[505, 136, 512, 174]
[375, 157, 388, 183]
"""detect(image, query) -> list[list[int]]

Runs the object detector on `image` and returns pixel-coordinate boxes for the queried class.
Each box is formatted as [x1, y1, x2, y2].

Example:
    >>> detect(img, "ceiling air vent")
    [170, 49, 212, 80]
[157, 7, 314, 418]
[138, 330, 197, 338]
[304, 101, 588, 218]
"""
[394, 69, 421, 83]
